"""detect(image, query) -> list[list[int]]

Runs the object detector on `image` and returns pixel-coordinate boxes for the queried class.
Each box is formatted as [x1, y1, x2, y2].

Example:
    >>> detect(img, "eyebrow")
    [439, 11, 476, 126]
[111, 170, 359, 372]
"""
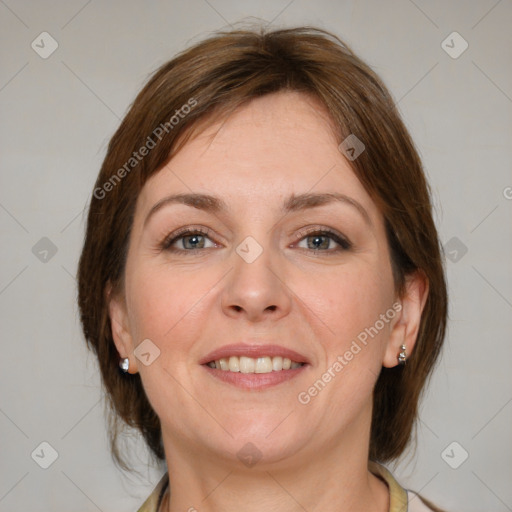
[144, 192, 372, 227]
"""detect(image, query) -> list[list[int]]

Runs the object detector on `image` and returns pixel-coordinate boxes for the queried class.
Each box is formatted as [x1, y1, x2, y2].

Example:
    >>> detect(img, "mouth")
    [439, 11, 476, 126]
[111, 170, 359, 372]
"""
[205, 355, 305, 373]
[199, 344, 310, 390]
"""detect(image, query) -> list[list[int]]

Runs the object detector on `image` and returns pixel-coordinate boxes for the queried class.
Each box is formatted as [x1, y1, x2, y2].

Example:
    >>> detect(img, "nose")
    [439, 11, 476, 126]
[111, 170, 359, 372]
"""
[221, 240, 292, 323]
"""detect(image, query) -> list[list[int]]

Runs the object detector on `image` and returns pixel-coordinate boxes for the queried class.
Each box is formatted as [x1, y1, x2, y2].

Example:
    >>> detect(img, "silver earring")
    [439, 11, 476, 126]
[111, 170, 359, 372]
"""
[119, 357, 130, 373]
[397, 344, 407, 365]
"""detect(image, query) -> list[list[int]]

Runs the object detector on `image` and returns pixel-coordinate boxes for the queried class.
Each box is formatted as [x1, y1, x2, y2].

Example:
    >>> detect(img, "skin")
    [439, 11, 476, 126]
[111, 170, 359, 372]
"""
[109, 91, 428, 512]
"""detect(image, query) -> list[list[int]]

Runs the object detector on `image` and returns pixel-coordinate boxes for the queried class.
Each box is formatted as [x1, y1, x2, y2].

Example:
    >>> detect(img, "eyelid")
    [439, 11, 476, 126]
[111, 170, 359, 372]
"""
[293, 226, 352, 251]
[160, 226, 218, 251]
[159, 224, 352, 254]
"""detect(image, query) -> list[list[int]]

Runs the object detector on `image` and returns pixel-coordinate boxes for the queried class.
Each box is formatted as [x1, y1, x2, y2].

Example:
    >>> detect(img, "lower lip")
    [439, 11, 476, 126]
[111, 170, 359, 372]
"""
[201, 364, 308, 390]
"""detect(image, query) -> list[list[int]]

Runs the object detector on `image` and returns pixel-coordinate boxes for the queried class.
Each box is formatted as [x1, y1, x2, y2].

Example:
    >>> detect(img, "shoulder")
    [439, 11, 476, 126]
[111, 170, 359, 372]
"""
[407, 490, 448, 512]
[136, 473, 169, 512]
[369, 461, 447, 512]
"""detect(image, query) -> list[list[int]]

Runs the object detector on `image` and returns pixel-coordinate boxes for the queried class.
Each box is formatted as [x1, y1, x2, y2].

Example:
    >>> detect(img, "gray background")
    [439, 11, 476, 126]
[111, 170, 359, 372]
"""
[1, 1, 511, 511]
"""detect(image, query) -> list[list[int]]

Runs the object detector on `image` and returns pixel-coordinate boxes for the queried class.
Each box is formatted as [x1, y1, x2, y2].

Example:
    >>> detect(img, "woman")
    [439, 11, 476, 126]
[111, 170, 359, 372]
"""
[78, 26, 448, 512]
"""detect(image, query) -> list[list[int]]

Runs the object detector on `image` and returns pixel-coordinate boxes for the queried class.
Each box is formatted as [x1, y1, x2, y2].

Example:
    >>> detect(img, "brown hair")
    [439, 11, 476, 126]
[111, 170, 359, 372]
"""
[77, 25, 447, 471]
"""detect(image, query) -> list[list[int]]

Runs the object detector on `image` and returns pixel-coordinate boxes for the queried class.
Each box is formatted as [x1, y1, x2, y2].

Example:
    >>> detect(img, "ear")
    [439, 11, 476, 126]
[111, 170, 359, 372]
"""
[382, 270, 429, 368]
[107, 282, 139, 374]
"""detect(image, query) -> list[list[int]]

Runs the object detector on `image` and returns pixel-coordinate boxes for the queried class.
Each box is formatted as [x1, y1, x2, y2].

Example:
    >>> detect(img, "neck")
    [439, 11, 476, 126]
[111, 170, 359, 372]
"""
[160, 406, 389, 512]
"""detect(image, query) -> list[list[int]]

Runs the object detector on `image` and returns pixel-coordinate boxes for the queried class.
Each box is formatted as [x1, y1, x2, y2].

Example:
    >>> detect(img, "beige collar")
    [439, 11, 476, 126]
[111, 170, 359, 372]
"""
[140, 461, 408, 512]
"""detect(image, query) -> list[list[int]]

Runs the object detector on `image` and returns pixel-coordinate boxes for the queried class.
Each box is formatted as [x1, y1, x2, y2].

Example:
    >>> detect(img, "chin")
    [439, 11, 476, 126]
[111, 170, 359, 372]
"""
[204, 417, 312, 468]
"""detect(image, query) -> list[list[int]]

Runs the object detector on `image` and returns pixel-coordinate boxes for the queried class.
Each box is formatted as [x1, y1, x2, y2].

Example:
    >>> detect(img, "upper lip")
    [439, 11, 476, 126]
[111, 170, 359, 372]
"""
[199, 343, 310, 365]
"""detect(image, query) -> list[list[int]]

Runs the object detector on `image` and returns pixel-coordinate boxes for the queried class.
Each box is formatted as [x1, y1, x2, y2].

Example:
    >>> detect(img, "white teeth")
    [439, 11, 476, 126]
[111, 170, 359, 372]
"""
[228, 356, 239, 372]
[218, 358, 229, 371]
[239, 356, 255, 374]
[272, 356, 283, 371]
[255, 357, 272, 373]
[207, 355, 304, 373]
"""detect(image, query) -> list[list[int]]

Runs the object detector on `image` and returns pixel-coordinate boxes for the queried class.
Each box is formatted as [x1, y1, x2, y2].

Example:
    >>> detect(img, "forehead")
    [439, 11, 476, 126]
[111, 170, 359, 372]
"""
[136, 91, 379, 222]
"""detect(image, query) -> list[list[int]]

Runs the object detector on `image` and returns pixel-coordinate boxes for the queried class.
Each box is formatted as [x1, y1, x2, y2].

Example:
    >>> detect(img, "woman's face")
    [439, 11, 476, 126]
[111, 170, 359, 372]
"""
[110, 91, 418, 467]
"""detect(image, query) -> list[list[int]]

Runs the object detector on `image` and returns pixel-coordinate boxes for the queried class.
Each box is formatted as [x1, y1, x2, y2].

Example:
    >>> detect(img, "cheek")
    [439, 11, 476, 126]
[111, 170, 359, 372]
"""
[123, 264, 214, 416]
[125, 261, 216, 350]
[291, 266, 395, 428]
[297, 263, 394, 347]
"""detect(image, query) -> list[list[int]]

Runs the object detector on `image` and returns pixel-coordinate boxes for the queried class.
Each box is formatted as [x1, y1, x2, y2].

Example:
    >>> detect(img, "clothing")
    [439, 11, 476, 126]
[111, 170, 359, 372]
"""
[369, 462, 436, 512]
[136, 461, 435, 512]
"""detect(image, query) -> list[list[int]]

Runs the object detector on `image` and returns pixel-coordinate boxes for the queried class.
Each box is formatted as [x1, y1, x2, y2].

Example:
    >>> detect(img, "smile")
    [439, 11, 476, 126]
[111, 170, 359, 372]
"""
[206, 355, 304, 373]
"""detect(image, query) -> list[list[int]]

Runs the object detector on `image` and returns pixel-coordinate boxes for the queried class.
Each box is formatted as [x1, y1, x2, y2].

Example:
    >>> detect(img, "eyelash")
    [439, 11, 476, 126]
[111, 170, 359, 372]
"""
[160, 226, 352, 254]
[295, 227, 352, 253]
[160, 226, 214, 252]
